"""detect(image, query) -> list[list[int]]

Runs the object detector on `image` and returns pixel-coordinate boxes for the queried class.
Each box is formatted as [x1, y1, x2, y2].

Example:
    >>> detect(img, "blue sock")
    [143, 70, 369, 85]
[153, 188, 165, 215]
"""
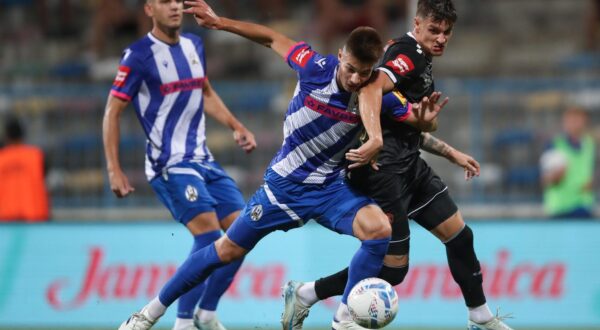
[176, 230, 221, 319]
[342, 238, 390, 304]
[199, 257, 244, 311]
[159, 242, 224, 307]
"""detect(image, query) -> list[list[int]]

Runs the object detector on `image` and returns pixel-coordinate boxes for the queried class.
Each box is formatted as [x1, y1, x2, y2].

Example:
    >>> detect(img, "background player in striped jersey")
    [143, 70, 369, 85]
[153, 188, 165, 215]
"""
[102, 1, 256, 330]
[283, 1, 514, 330]
[116, 0, 449, 329]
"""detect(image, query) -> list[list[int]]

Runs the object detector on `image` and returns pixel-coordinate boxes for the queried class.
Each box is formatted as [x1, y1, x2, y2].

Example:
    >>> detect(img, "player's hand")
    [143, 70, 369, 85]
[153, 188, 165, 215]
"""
[346, 139, 382, 170]
[183, 1, 223, 30]
[447, 149, 480, 181]
[412, 91, 448, 124]
[233, 127, 257, 153]
[108, 169, 135, 198]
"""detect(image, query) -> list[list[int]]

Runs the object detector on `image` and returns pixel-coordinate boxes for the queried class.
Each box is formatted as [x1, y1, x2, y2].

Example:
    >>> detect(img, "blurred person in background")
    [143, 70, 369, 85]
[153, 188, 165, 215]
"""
[102, 0, 257, 329]
[0, 116, 50, 222]
[315, 0, 388, 53]
[584, 0, 600, 52]
[540, 106, 595, 219]
[90, 0, 152, 60]
[283, 1, 514, 329]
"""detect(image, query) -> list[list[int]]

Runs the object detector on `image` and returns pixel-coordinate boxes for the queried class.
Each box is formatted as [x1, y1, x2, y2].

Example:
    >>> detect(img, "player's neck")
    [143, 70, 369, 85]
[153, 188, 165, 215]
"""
[151, 26, 180, 45]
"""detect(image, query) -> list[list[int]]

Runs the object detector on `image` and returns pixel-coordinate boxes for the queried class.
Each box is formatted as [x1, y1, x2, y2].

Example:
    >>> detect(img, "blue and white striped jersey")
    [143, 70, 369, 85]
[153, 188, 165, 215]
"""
[111, 32, 212, 180]
[268, 42, 362, 185]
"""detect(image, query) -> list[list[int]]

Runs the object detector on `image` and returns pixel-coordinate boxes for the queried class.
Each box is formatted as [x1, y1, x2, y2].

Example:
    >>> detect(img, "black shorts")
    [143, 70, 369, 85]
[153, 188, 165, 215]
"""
[347, 158, 458, 255]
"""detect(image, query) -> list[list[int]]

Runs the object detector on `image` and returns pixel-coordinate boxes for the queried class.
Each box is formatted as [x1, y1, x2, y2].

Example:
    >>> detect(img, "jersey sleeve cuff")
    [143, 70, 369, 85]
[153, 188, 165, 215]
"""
[376, 67, 398, 84]
[392, 103, 412, 122]
[111, 89, 132, 101]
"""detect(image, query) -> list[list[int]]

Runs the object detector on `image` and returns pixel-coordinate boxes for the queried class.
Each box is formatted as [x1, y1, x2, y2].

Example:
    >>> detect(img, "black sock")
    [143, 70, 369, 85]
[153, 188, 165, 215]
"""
[315, 267, 348, 300]
[445, 225, 486, 307]
[314, 264, 409, 300]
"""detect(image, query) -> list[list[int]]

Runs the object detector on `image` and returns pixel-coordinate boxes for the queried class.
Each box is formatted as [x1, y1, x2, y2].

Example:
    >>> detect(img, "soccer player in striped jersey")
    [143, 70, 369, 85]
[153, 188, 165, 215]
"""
[103, 1, 256, 330]
[116, 1, 448, 329]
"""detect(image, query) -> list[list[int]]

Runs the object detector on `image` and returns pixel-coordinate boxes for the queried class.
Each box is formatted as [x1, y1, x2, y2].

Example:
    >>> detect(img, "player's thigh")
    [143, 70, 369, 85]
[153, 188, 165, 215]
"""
[202, 161, 246, 222]
[225, 183, 304, 251]
[350, 168, 412, 254]
[430, 210, 465, 242]
[150, 170, 218, 227]
[409, 168, 459, 240]
[312, 178, 385, 239]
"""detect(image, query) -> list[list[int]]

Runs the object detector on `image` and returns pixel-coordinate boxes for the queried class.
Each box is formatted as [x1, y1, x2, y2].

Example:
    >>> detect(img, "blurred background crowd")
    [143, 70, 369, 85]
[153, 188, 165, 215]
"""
[1, 0, 600, 221]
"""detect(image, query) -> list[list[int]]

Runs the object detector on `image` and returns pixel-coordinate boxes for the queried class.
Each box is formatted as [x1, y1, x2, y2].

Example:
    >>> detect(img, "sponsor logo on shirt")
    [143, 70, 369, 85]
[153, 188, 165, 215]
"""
[113, 65, 131, 88]
[386, 54, 414, 76]
[160, 77, 206, 95]
[291, 47, 314, 68]
[304, 95, 359, 124]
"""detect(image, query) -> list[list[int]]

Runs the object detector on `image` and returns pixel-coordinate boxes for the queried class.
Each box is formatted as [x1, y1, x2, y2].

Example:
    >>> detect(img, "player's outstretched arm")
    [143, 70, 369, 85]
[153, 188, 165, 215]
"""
[420, 132, 480, 181]
[203, 78, 257, 153]
[184, 0, 295, 59]
[102, 95, 135, 197]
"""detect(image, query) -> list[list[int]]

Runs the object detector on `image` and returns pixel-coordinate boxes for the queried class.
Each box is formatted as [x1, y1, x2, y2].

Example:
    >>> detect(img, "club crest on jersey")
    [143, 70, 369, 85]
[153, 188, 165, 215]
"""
[291, 46, 314, 68]
[113, 65, 130, 88]
[185, 185, 198, 202]
[190, 52, 200, 65]
[250, 204, 263, 221]
[386, 54, 414, 76]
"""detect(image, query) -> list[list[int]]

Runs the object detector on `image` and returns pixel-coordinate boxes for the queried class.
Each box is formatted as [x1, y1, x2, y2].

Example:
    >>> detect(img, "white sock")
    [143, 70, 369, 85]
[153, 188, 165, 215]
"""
[297, 281, 318, 307]
[469, 303, 494, 323]
[196, 309, 216, 323]
[143, 297, 167, 321]
[173, 318, 194, 330]
[334, 303, 351, 321]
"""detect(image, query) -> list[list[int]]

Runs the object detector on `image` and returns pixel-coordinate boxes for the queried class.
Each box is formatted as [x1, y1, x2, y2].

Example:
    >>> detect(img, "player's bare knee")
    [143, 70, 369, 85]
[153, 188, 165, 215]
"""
[432, 211, 464, 242]
[384, 254, 408, 267]
[214, 235, 247, 263]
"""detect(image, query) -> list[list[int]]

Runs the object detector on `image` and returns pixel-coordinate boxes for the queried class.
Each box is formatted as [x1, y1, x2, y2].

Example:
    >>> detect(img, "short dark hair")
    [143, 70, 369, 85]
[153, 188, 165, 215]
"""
[4, 117, 24, 141]
[344, 26, 383, 64]
[416, 0, 457, 25]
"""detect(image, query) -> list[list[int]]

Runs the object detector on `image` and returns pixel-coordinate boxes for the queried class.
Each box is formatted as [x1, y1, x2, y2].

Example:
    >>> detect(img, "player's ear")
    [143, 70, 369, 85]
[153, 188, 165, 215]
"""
[413, 16, 420, 34]
[338, 48, 343, 61]
[144, 1, 153, 18]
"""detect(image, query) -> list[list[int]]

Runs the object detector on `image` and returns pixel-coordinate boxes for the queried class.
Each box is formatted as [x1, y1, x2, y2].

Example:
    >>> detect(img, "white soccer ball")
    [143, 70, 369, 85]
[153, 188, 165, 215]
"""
[540, 149, 568, 175]
[347, 277, 399, 329]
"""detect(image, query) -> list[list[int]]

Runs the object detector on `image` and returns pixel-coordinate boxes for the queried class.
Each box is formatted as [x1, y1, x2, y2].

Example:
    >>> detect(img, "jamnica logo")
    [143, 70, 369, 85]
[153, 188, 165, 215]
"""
[45, 248, 565, 310]
[45, 247, 286, 310]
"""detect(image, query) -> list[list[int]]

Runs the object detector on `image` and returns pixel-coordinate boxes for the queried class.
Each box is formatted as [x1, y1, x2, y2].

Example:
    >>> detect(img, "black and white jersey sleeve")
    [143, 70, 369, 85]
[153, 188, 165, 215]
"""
[376, 34, 434, 103]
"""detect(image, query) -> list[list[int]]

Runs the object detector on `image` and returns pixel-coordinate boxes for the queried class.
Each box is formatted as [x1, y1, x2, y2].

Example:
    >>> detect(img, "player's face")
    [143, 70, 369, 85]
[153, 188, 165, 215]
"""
[145, 0, 184, 30]
[413, 15, 453, 57]
[563, 110, 588, 137]
[337, 48, 375, 92]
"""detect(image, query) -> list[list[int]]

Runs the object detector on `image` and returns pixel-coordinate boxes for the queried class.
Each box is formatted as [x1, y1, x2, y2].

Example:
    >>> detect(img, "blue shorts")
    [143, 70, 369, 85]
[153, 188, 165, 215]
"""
[226, 169, 376, 250]
[150, 161, 245, 224]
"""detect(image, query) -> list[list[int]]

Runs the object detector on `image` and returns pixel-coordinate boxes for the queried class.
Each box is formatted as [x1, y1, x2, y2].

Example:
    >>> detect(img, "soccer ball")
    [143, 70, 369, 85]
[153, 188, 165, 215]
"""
[347, 277, 398, 329]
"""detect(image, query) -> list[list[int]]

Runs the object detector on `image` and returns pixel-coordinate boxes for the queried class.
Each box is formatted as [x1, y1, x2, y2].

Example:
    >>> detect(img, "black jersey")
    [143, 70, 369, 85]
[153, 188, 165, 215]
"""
[374, 33, 435, 173]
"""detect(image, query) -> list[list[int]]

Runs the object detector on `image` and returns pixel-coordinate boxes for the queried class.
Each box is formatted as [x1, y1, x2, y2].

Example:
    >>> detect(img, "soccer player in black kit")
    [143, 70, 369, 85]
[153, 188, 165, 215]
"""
[281, 1, 515, 330]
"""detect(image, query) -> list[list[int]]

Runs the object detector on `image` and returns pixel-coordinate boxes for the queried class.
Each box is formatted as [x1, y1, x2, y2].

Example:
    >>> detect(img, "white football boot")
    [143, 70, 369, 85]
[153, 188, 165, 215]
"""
[194, 315, 227, 330]
[119, 308, 159, 330]
[281, 281, 311, 330]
